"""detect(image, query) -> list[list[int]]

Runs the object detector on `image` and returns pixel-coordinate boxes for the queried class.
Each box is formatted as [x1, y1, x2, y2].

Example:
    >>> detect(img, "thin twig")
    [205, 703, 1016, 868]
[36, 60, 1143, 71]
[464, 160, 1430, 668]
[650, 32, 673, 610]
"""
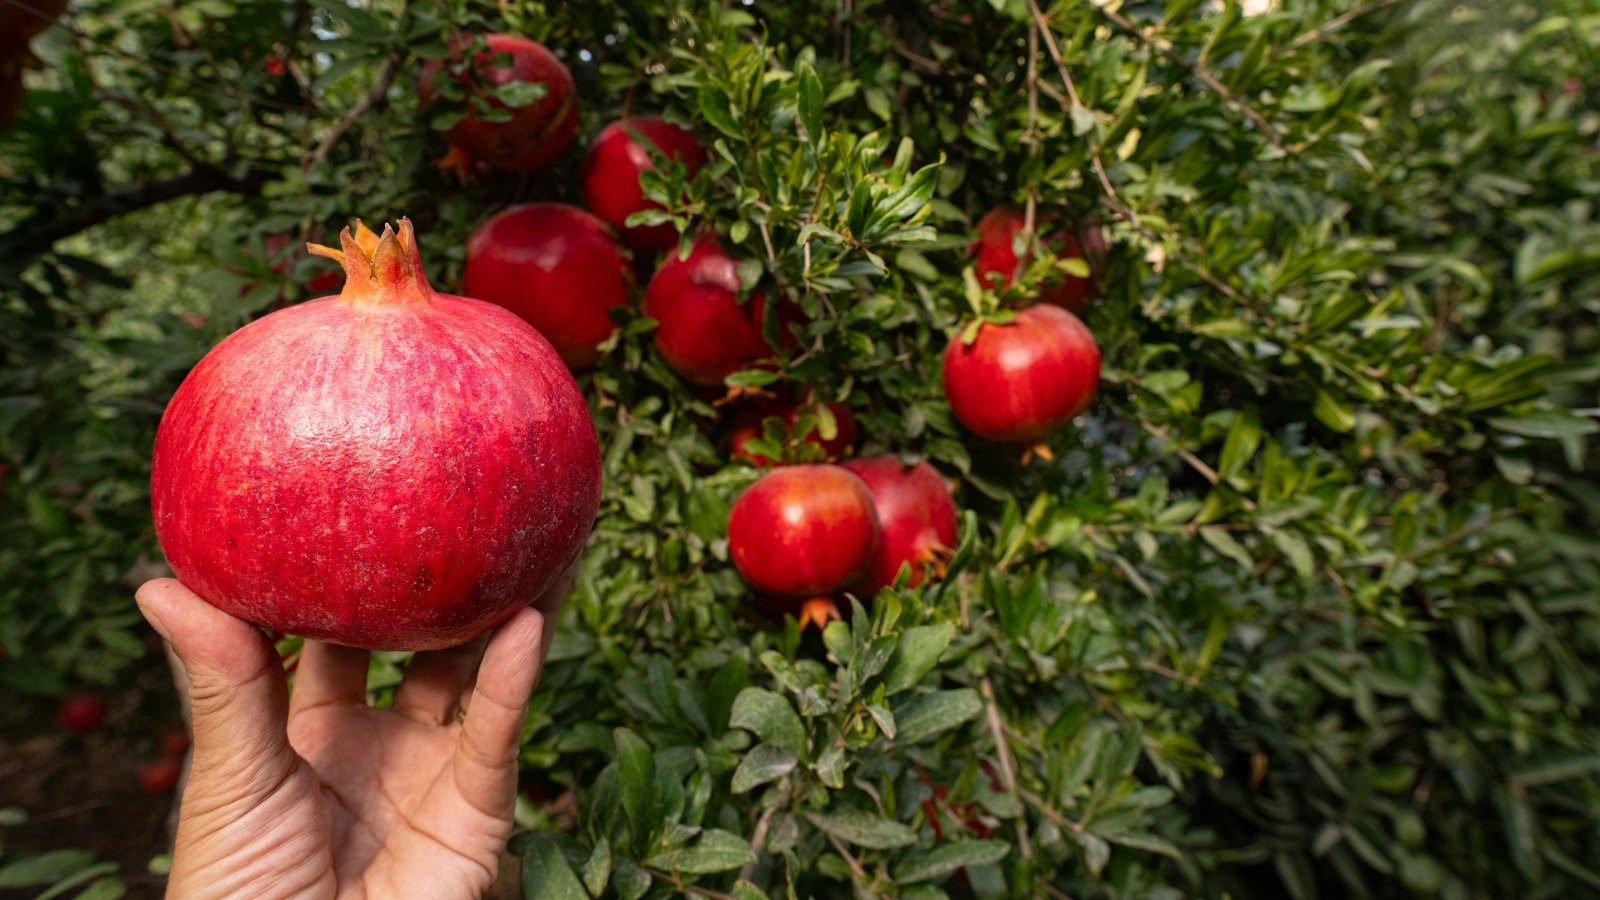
[1024, 0, 1123, 205]
[824, 830, 870, 886]
[736, 805, 775, 882]
[1403, 510, 1513, 563]
[1017, 787, 1084, 835]
[1289, 0, 1404, 50]
[304, 53, 403, 173]
[979, 676, 1033, 859]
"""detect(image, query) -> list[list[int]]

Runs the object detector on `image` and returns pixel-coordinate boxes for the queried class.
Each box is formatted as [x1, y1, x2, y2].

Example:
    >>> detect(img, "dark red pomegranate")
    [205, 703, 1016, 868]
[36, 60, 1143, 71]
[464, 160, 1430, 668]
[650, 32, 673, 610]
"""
[842, 456, 957, 595]
[644, 237, 781, 386]
[57, 692, 107, 734]
[159, 725, 191, 758]
[943, 305, 1100, 442]
[583, 117, 707, 250]
[420, 34, 579, 175]
[728, 465, 880, 600]
[972, 205, 1106, 313]
[151, 219, 601, 651]
[464, 203, 632, 370]
[138, 758, 182, 794]
[729, 399, 856, 467]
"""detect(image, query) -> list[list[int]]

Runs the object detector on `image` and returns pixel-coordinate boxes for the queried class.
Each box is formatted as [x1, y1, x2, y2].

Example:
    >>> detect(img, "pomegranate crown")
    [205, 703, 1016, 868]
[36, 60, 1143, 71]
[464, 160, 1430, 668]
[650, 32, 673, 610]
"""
[307, 217, 435, 304]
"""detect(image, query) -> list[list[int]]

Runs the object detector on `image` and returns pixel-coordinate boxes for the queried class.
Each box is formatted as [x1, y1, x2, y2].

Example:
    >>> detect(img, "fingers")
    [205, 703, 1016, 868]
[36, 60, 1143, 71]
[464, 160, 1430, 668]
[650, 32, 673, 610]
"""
[136, 579, 291, 775]
[287, 640, 371, 716]
[453, 607, 544, 816]
[391, 634, 488, 726]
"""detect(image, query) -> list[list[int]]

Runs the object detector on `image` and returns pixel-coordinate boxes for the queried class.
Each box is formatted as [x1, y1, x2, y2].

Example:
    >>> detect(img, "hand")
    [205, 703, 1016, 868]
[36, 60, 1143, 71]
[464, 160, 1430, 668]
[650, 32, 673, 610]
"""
[136, 572, 572, 899]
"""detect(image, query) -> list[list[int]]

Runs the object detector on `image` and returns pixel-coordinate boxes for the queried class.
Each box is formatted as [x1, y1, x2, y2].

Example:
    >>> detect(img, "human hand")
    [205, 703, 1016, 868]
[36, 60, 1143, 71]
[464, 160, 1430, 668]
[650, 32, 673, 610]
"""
[136, 572, 572, 899]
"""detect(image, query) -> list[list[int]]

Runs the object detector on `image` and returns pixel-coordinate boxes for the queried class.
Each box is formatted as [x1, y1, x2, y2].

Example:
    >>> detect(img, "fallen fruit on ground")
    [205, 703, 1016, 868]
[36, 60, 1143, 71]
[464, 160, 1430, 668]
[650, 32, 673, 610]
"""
[728, 399, 856, 466]
[584, 116, 707, 250]
[728, 464, 880, 600]
[464, 202, 632, 370]
[842, 456, 958, 595]
[420, 34, 579, 176]
[150, 219, 601, 651]
[57, 692, 107, 734]
[972, 205, 1105, 313]
[943, 304, 1100, 442]
[644, 236, 780, 386]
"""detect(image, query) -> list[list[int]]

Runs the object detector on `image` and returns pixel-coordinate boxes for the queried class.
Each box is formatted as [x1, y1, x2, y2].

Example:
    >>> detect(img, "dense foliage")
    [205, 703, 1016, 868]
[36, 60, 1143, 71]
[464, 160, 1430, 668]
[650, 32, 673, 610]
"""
[2, 0, 1598, 896]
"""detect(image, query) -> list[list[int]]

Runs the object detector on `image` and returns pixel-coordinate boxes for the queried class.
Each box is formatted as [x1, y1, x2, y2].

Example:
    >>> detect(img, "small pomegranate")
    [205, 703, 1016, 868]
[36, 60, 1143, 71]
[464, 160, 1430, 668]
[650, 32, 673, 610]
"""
[159, 725, 191, 758]
[583, 117, 707, 250]
[138, 758, 182, 794]
[972, 205, 1106, 313]
[464, 203, 632, 370]
[57, 692, 107, 734]
[151, 219, 601, 651]
[644, 237, 781, 386]
[842, 457, 957, 595]
[729, 399, 856, 466]
[728, 465, 880, 601]
[420, 34, 579, 176]
[943, 305, 1100, 443]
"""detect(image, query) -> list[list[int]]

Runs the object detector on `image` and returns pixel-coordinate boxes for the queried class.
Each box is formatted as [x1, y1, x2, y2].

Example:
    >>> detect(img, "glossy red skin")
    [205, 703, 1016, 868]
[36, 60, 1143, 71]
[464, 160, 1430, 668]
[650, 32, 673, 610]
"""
[57, 693, 107, 734]
[729, 400, 856, 467]
[464, 203, 632, 370]
[728, 465, 881, 598]
[943, 305, 1100, 442]
[420, 34, 579, 172]
[583, 117, 707, 250]
[842, 457, 957, 595]
[644, 237, 777, 385]
[138, 758, 182, 794]
[151, 246, 602, 651]
[972, 205, 1104, 313]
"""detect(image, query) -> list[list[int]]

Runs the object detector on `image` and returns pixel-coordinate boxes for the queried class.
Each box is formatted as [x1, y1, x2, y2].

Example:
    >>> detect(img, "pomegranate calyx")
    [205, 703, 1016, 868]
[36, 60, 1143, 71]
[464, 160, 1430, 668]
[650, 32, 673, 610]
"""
[796, 597, 842, 630]
[307, 218, 435, 306]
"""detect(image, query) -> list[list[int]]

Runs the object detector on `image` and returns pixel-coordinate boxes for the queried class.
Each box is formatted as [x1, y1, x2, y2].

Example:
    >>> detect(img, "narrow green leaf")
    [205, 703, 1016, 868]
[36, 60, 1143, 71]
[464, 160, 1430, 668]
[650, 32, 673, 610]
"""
[646, 829, 757, 875]
[805, 810, 917, 849]
[519, 833, 588, 900]
[892, 688, 982, 743]
[882, 623, 954, 694]
[892, 840, 1010, 883]
[732, 743, 798, 793]
[730, 688, 807, 756]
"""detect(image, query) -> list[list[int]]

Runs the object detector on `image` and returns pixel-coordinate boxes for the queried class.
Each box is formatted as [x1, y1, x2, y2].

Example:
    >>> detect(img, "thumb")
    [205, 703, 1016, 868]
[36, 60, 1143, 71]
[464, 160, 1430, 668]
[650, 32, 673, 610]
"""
[137, 578, 292, 786]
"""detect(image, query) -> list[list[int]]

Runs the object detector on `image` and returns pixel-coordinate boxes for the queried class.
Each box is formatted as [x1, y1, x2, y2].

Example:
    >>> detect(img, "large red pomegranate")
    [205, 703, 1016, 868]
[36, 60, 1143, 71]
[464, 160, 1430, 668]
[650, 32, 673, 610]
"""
[151, 219, 601, 651]
[464, 203, 632, 370]
[943, 305, 1100, 442]
[644, 237, 781, 386]
[420, 34, 579, 175]
[583, 117, 707, 250]
[972, 205, 1106, 313]
[728, 464, 880, 600]
[729, 399, 856, 467]
[842, 456, 957, 596]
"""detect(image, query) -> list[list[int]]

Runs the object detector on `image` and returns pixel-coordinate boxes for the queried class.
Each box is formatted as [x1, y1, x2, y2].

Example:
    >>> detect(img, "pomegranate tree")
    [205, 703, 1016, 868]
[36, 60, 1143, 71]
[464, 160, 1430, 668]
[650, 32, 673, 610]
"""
[972, 205, 1107, 313]
[644, 236, 781, 386]
[464, 202, 632, 370]
[729, 399, 856, 467]
[583, 117, 707, 250]
[420, 34, 579, 176]
[150, 219, 601, 650]
[728, 464, 880, 608]
[842, 456, 958, 596]
[943, 304, 1100, 443]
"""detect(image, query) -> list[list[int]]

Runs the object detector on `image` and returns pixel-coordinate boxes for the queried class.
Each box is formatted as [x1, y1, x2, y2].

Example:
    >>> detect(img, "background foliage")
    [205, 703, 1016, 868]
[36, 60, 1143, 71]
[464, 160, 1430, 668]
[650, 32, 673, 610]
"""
[3, 0, 1599, 897]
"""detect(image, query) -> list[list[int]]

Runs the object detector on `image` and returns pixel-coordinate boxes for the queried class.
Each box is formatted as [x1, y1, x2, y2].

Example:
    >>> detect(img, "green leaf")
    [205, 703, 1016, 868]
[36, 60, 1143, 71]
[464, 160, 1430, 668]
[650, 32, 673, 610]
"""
[882, 623, 954, 694]
[892, 840, 1010, 883]
[580, 837, 611, 898]
[614, 728, 660, 852]
[729, 688, 807, 756]
[697, 88, 743, 139]
[1199, 526, 1253, 569]
[892, 688, 982, 743]
[1489, 410, 1599, 439]
[732, 743, 798, 793]
[797, 63, 823, 145]
[805, 810, 918, 849]
[1311, 386, 1356, 433]
[0, 850, 98, 889]
[495, 79, 549, 108]
[519, 833, 588, 900]
[646, 829, 757, 875]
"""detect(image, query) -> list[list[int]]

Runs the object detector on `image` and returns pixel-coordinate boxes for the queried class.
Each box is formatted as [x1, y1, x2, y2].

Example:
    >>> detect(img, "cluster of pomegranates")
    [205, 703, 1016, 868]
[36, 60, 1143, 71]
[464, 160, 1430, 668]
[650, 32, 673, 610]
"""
[0, 0, 68, 131]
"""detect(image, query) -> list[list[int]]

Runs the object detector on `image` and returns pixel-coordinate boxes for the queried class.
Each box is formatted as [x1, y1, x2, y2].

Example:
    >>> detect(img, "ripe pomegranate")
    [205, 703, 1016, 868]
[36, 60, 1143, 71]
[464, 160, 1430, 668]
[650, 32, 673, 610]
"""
[151, 219, 601, 651]
[943, 305, 1100, 443]
[972, 205, 1106, 313]
[0, 0, 68, 58]
[583, 117, 707, 250]
[420, 34, 579, 175]
[57, 692, 107, 734]
[138, 758, 182, 794]
[728, 465, 880, 601]
[842, 456, 957, 595]
[729, 399, 856, 467]
[644, 237, 782, 386]
[464, 203, 632, 371]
